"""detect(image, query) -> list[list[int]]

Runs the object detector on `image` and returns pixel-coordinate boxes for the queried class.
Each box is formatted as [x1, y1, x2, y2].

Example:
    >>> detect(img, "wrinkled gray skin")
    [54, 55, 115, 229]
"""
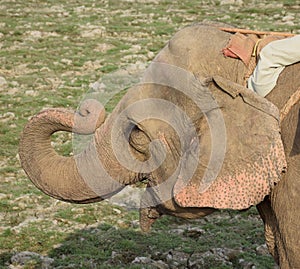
[19, 24, 300, 268]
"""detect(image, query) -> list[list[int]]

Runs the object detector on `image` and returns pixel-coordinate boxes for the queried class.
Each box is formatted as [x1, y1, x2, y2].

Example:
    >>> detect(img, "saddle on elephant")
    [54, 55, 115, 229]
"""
[221, 28, 300, 97]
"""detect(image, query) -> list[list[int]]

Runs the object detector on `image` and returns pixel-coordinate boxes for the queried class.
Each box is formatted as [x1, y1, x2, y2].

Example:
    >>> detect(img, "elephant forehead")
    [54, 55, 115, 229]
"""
[155, 24, 246, 84]
[168, 24, 228, 54]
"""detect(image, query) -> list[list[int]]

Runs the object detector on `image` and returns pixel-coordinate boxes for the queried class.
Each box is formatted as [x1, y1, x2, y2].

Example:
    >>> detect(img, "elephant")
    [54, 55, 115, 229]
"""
[19, 23, 300, 268]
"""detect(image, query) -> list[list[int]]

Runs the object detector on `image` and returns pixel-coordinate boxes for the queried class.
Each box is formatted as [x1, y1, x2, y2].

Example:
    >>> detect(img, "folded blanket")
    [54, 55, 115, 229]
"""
[222, 32, 284, 66]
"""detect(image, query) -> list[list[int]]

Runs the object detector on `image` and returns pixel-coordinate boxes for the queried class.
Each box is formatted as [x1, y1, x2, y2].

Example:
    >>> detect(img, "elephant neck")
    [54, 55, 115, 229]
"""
[265, 63, 300, 111]
[265, 62, 300, 158]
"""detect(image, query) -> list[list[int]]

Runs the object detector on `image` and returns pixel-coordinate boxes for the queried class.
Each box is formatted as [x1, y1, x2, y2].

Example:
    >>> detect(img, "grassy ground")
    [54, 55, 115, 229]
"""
[1, 0, 300, 268]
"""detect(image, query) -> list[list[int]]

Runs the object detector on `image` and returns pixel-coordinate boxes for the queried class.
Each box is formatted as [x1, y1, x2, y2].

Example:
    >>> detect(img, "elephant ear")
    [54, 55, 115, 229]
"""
[174, 76, 287, 210]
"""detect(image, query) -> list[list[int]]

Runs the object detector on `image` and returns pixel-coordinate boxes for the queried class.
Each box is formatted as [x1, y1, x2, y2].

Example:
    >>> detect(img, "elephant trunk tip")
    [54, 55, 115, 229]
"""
[73, 99, 106, 135]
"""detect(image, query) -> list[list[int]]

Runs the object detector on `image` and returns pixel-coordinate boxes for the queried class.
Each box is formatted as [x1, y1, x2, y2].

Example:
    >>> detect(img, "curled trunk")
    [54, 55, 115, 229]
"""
[19, 100, 124, 203]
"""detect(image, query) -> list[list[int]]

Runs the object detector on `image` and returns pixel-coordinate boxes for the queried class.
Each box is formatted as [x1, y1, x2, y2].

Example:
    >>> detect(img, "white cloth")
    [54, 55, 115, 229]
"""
[248, 35, 300, 97]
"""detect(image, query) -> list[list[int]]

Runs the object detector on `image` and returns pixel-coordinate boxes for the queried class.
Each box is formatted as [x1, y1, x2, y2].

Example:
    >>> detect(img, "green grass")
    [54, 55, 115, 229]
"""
[1, 0, 299, 268]
[1, 209, 273, 268]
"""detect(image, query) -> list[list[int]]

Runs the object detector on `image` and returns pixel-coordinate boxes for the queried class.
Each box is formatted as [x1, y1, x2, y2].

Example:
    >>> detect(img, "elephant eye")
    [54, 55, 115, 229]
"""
[129, 125, 151, 157]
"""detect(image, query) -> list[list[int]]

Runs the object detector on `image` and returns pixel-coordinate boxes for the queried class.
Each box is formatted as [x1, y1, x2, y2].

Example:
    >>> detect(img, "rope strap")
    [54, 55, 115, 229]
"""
[220, 27, 295, 37]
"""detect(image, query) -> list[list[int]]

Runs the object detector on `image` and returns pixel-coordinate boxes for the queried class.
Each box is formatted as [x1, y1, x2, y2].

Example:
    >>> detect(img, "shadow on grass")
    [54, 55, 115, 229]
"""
[0, 212, 276, 269]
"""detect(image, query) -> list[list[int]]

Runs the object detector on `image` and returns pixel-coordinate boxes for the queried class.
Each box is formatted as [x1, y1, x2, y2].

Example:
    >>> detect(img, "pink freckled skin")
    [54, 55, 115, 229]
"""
[174, 138, 286, 210]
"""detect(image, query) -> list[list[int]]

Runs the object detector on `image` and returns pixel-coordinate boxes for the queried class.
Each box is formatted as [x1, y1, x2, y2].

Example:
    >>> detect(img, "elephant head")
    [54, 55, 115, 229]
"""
[19, 24, 287, 231]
